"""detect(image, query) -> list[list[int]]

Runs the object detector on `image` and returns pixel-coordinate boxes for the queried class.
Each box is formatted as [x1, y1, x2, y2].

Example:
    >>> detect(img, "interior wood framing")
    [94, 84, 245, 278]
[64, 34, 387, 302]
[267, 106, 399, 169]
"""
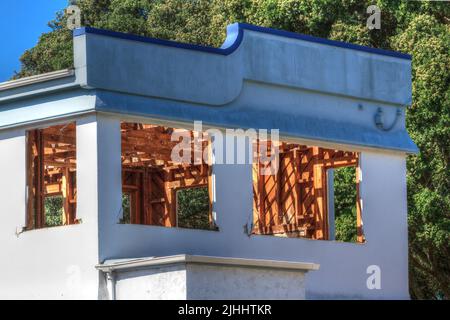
[121, 122, 213, 228]
[252, 142, 364, 242]
[26, 123, 77, 229]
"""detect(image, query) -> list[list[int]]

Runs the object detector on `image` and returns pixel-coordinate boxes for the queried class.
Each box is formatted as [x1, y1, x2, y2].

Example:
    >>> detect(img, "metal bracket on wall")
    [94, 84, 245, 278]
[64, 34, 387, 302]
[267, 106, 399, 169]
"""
[243, 221, 254, 237]
[374, 107, 402, 131]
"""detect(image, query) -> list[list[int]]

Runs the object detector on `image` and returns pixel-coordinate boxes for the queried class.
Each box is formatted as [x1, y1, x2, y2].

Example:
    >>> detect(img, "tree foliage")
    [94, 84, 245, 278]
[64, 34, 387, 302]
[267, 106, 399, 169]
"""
[176, 187, 212, 230]
[120, 193, 131, 224]
[44, 196, 64, 227]
[334, 166, 357, 243]
[13, 0, 449, 299]
[391, 13, 450, 299]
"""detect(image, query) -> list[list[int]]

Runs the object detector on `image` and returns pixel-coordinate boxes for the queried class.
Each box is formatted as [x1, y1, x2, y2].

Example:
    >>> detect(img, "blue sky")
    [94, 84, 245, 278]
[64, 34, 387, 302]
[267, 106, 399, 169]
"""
[0, 0, 68, 82]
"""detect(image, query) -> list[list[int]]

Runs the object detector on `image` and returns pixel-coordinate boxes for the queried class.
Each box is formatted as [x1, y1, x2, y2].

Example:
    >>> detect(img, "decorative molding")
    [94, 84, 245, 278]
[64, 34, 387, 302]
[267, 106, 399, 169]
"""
[0, 69, 75, 91]
[96, 254, 320, 272]
[74, 23, 412, 60]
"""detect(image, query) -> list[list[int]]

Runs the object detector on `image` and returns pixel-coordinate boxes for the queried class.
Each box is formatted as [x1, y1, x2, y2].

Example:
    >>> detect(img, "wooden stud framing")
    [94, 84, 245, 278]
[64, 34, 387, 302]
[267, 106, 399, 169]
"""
[355, 166, 364, 243]
[252, 142, 363, 241]
[120, 123, 214, 229]
[35, 130, 45, 228]
[26, 123, 78, 229]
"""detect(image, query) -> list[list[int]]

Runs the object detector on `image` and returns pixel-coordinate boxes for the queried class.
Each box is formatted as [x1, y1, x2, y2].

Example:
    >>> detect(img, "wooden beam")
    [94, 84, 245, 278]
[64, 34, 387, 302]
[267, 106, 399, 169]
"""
[322, 158, 358, 169]
[61, 168, 69, 225]
[293, 149, 301, 226]
[276, 154, 282, 225]
[35, 130, 45, 229]
[142, 167, 151, 225]
[165, 177, 208, 189]
[257, 142, 265, 230]
[312, 147, 328, 240]
[42, 161, 76, 169]
[42, 133, 76, 145]
[26, 131, 36, 229]
[356, 164, 365, 243]
[254, 222, 312, 235]
[206, 141, 214, 227]
[45, 182, 62, 195]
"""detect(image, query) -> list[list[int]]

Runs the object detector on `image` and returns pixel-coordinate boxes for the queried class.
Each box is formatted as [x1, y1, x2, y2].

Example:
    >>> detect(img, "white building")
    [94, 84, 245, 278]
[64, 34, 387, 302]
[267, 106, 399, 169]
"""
[0, 23, 416, 299]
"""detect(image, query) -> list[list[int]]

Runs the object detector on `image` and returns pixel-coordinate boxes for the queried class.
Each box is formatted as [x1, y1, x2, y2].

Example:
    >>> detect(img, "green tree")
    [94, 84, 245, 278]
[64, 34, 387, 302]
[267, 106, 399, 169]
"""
[44, 196, 64, 227]
[13, 0, 449, 299]
[334, 166, 358, 243]
[391, 14, 450, 299]
[176, 187, 212, 230]
[120, 193, 131, 224]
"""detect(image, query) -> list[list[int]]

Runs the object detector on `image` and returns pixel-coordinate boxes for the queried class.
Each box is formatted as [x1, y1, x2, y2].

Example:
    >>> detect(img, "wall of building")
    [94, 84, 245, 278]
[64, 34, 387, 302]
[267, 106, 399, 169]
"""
[0, 113, 409, 299]
[186, 264, 306, 300]
[0, 117, 101, 299]
[114, 265, 187, 300]
[94, 114, 409, 300]
[112, 262, 307, 300]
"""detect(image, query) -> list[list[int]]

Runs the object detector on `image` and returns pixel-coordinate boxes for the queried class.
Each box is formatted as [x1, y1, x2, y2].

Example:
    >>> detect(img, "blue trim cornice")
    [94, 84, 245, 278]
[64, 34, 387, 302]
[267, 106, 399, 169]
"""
[73, 22, 411, 60]
[73, 23, 243, 55]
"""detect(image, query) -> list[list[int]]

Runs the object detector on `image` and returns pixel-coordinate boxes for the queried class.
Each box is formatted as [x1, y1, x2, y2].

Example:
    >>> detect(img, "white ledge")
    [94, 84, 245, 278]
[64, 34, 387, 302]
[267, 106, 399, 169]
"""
[96, 254, 320, 273]
[0, 69, 75, 91]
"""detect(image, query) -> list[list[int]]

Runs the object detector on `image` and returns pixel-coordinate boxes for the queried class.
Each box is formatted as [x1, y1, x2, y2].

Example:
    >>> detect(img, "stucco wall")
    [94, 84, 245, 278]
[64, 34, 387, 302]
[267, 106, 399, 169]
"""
[111, 263, 306, 300]
[0, 114, 409, 299]
[114, 265, 187, 300]
[94, 115, 409, 300]
[186, 264, 306, 300]
[0, 118, 100, 299]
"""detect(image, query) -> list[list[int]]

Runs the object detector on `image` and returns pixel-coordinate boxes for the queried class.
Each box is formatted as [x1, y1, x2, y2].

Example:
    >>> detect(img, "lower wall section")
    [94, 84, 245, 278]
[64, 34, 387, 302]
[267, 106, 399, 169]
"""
[0, 127, 100, 299]
[115, 265, 187, 300]
[186, 264, 307, 300]
[98, 255, 318, 300]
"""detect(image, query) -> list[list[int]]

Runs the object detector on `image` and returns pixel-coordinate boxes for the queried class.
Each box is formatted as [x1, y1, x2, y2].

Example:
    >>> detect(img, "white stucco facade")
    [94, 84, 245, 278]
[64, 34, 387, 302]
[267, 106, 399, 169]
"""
[0, 114, 410, 299]
[96, 255, 318, 300]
